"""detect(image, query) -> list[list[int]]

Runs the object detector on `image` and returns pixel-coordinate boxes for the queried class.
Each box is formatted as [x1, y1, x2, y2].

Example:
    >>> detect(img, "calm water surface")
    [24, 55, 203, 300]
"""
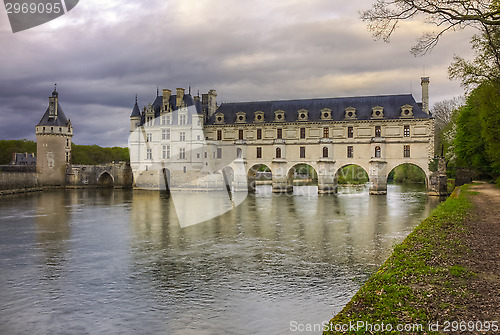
[0, 185, 440, 334]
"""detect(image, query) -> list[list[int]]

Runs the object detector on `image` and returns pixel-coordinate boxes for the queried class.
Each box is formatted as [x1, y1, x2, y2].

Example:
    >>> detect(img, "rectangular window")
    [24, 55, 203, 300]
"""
[147, 148, 152, 160]
[217, 130, 222, 141]
[256, 147, 262, 159]
[179, 114, 187, 125]
[239, 129, 244, 140]
[217, 147, 222, 159]
[277, 128, 282, 139]
[347, 146, 353, 158]
[375, 126, 381, 137]
[257, 128, 262, 140]
[204, 152, 207, 159]
[300, 146, 305, 158]
[162, 145, 171, 159]
[146, 133, 152, 142]
[162, 128, 171, 140]
[180, 148, 186, 159]
[300, 128, 306, 139]
[180, 132, 186, 141]
[323, 127, 329, 138]
[404, 145, 410, 158]
[404, 125, 410, 137]
[347, 126, 354, 138]
[161, 115, 166, 125]
[166, 114, 171, 124]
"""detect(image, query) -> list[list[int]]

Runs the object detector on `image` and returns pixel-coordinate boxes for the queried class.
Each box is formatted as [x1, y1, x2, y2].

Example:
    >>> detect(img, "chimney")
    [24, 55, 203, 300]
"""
[162, 89, 171, 110]
[421, 77, 430, 114]
[208, 89, 217, 117]
[176, 88, 185, 107]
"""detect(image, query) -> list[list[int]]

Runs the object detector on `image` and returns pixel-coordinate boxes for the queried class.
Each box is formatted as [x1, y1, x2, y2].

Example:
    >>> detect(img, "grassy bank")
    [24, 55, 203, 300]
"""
[324, 186, 474, 334]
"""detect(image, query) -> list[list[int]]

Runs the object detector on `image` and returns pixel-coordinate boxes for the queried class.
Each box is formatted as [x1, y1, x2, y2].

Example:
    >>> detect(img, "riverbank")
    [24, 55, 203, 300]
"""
[324, 183, 500, 334]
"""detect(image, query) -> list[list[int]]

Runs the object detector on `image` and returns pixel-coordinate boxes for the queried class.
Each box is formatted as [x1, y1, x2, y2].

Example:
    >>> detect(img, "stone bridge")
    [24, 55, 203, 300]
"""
[66, 162, 133, 188]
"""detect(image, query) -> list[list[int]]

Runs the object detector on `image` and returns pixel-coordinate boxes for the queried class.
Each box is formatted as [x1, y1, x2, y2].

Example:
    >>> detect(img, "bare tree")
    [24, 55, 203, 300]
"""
[432, 96, 464, 156]
[432, 96, 465, 129]
[361, 0, 500, 55]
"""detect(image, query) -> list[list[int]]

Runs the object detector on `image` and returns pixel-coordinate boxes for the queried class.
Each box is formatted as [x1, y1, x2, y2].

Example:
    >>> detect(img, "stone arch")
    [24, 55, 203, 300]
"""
[222, 166, 234, 192]
[97, 171, 114, 188]
[334, 164, 369, 185]
[161, 168, 171, 192]
[286, 163, 318, 188]
[387, 163, 428, 187]
[247, 164, 272, 192]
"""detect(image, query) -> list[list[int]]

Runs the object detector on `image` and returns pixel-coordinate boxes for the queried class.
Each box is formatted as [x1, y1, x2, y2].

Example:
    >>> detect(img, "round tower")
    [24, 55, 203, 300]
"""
[35, 86, 73, 186]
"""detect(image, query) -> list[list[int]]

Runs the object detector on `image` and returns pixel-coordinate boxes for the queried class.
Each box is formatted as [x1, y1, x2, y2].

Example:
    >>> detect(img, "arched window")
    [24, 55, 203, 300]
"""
[322, 146, 328, 158]
[375, 146, 381, 158]
[236, 148, 242, 158]
[276, 147, 282, 159]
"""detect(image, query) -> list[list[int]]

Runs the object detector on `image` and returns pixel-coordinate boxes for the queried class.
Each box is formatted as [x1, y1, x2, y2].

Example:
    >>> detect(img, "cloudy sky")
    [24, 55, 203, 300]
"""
[0, 0, 475, 147]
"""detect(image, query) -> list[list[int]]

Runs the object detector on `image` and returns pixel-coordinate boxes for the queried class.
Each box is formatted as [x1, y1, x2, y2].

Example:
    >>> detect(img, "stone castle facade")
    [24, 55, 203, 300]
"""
[129, 77, 446, 195]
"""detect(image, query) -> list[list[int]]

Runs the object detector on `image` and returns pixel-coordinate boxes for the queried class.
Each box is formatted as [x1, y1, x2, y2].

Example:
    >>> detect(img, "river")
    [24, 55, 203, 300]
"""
[0, 184, 440, 334]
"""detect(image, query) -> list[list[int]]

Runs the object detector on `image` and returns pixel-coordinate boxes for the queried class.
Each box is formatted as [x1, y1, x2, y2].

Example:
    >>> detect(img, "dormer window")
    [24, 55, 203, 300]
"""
[320, 108, 332, 120]
[254, 111, 265, 123]
[297, 109, 308, 121]
[372, 106, 384, 119]
[400, 105, 414, 118]
[274, 110, 285, 122]
[345, 107, 357, 119]
[236, 111, 246, 123]
[215, 112, 225, 124]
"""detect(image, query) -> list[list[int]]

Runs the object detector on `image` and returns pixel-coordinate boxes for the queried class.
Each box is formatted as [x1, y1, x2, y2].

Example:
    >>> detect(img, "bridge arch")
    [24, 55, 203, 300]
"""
[222, 166, 234, 192]
[387, 163, 428, 187]
[286, 163, 318, 194]
[161, 168, 171, 192]
[247, 163, 272, 192]
[97, 171, 114, 188]
[334, 164, 369, 186]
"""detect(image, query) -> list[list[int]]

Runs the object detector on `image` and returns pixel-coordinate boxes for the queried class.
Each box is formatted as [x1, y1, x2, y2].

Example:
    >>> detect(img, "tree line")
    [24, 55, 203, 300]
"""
[0, 140, 129, 165]
[363, 0, 500, 185]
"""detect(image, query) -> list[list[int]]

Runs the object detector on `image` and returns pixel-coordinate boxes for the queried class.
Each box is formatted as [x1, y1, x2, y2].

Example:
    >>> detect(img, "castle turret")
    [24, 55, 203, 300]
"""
[130, 95, 141, 132]
[421, 77, 430, 114]
[35, 86, 73, 186]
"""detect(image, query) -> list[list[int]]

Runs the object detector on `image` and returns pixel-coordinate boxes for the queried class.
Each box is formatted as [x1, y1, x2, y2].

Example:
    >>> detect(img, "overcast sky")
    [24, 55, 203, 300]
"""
[0, 0, 475, 147]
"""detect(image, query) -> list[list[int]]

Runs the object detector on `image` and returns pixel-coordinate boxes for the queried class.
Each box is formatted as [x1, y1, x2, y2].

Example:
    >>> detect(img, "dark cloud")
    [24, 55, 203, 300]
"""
[0, 0, 473, 146]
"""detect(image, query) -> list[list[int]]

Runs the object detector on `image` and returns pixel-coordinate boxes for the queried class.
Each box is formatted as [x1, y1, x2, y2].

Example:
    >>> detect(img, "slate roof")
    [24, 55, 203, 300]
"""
[11, 153, 36, 165]
[206, 94, 431, 125]
[37, 102, 70, 127]
[135, 93, 204, 126]
[130, 98, 141, 118]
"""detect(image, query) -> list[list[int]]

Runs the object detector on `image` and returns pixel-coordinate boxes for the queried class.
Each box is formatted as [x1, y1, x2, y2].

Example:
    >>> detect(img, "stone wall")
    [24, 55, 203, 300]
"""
[0, 172, 37, 191]
[66, 162, 133, 188]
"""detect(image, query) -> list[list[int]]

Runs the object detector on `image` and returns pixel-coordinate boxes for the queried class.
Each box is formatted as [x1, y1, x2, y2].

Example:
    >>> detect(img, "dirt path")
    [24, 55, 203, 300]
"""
[459, 183, 500, 324]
